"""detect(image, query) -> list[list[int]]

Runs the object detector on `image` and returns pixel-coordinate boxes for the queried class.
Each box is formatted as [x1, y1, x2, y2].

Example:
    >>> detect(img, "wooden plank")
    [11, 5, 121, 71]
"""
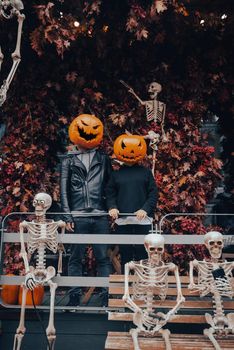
[109, 275, 192, 283]
[108, 299, 234, 309]
[105, 332, 234, 350]
[109, 286, 200, 296]
[108, 312, 207, 324]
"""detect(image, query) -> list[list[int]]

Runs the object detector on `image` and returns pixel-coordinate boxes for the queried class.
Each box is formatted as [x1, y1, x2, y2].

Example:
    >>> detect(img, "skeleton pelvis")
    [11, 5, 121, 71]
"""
[30, 266, 56, 285]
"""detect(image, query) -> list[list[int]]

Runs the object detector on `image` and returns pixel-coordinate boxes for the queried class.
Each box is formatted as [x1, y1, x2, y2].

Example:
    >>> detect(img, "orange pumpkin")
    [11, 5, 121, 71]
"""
[1, 274, 20, 305]
[69, 114, 104, 149]
[113, 134, 147, 164]
[18, 285, 44, 306]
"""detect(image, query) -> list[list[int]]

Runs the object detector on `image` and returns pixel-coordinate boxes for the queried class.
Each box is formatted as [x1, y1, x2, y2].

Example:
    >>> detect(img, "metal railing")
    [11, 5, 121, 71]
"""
[0, 211, 233, 309]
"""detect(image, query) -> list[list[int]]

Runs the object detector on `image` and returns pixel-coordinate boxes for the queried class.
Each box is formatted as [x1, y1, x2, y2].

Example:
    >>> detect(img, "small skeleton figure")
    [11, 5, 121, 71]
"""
[13, 193, 66, 350]
[189, 231, 234, 350]
[120, 80, 166, 138]
[0, 0, 25, 106]
[123, 234, 185, 350]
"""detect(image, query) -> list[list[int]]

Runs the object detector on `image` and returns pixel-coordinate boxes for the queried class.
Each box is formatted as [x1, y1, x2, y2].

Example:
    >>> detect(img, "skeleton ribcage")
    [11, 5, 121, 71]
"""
[132, 263, 169, 302]
[145, 101, 164, 123]
[26, 222, 59, 254]
[197, 262, 234, 298]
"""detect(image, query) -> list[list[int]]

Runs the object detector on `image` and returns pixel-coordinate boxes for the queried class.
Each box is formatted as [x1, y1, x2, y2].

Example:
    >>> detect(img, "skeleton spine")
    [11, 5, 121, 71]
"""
[36, 244, 46, 269]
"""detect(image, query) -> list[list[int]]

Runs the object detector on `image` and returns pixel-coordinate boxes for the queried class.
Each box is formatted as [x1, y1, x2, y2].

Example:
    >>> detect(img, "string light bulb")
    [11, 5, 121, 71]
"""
[74, 21, 80, 28]
[221, 14, 227, 20]
[200, 19, 205, 25]
[103, 25, 109, 33]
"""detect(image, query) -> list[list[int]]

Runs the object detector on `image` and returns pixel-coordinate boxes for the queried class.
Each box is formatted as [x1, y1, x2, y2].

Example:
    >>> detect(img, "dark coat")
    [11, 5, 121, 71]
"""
[60, 150, 112, 222]
[106, 164, 158, 217]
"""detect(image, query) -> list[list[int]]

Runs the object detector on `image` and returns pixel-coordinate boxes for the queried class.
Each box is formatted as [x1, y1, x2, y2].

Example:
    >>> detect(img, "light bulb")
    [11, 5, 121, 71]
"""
[74, 21, 80, 28]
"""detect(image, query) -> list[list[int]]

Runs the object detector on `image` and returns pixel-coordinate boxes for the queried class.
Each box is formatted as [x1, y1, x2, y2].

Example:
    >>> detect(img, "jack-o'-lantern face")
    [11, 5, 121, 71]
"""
[69, 114, 104, 149]
[113, 134, 147, 164]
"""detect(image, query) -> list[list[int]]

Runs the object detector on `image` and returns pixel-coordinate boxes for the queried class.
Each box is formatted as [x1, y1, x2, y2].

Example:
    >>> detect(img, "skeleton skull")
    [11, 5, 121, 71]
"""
[144, 233, 165, 264]
[148, 82, 162, 99]
[204, 231, 224, 260]
[33, 193, 52, 217]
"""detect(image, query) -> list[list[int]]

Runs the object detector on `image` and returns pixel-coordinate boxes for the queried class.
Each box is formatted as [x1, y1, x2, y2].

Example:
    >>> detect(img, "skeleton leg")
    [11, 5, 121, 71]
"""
[46, 280, 58, 350]
[130, 328, 141, 350]
[204, 328, 222, 350]
[159, 329, 172, 350]
[13, 284, 27, 350]
[0, 13, 25, 106]
[8, 13, 25, 87]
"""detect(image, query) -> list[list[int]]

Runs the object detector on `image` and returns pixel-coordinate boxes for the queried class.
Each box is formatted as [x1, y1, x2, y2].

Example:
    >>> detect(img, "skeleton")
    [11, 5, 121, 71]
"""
[123, 234, 185, 350]
[0, 0, 25, 106]
[189, 231, 234, 350]
[120, 80, 166, 138]
[13, 193, 66, 350]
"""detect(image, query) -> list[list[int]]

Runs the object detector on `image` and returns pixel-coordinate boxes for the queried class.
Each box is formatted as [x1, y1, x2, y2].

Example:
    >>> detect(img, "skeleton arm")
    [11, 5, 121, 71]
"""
[19, 221, 30, 274]
[188, 259, 198, 290]
[123, 262, 142, 313]
[128, 88, 146, 105]
[119, 80, 146, 106]
[164, 264, 185, 321]
[161, 103, 166, 140]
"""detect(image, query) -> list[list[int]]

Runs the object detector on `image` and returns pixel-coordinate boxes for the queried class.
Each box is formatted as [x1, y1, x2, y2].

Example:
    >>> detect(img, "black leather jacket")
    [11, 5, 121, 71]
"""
[60, 150, 112, 222]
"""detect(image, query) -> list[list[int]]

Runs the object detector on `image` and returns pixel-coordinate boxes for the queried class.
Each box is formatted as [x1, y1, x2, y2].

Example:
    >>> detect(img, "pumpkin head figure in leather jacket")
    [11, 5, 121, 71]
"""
[60, 114, 112, 307]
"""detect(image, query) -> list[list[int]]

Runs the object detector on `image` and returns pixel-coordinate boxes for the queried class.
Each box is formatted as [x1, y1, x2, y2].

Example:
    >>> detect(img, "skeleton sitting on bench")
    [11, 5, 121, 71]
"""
[123, 233, 185, 350]
[13, 192, 65, 350]
[189, 231, 234, 350]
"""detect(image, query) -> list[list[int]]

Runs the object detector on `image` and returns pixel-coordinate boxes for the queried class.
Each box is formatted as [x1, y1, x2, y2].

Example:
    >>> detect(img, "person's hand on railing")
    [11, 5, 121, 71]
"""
[135, 209, 147, 221]
[108, 208, 119, 220]
[66, 222, 74, 232]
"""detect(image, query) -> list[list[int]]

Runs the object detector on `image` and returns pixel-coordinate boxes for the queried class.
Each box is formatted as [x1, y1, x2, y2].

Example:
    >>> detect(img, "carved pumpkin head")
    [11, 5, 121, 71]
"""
[113, 134, 147, 164]
[69, 114, 104, 149]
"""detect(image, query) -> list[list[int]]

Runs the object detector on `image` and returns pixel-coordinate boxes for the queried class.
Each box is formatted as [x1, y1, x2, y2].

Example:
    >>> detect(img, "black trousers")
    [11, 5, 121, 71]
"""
[115, 224, 151, 272]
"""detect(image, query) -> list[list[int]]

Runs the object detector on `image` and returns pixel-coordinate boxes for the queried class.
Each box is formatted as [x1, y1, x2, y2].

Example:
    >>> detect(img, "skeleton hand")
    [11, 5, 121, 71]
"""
[188, 282, 196, 290]
[109, 208, 119, 220]
[25, 273, 36, 290]
[66, 222, 74, 232]
[135, 209, 147, 221]
[128, 87, 135, 95]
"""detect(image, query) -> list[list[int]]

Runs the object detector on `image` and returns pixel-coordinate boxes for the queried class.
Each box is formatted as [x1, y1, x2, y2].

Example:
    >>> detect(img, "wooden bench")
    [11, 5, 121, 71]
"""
[105, 274, 234, 350]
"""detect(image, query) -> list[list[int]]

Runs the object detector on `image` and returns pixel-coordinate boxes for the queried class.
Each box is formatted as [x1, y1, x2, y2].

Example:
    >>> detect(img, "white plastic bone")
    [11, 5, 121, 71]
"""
[0, 0, 25, 106]
[123, 233, 184, 350]
[13, 193, 66, 350]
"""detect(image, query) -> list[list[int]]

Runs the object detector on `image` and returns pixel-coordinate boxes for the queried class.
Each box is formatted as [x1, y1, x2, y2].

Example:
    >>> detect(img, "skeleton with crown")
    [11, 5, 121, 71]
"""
[123, 233, 185, 350]
[13, 193, 66, 350]
[189, 231, 234, 350]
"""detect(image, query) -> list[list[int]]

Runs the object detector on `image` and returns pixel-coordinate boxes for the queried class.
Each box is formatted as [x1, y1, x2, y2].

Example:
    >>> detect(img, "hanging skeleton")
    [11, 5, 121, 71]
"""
[13, 193, 66, 350]
[120, 80, 166, 137]
[123, 234, 185, 350]
[0, 0, 25, 106]
[189, 231, 234, 350]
